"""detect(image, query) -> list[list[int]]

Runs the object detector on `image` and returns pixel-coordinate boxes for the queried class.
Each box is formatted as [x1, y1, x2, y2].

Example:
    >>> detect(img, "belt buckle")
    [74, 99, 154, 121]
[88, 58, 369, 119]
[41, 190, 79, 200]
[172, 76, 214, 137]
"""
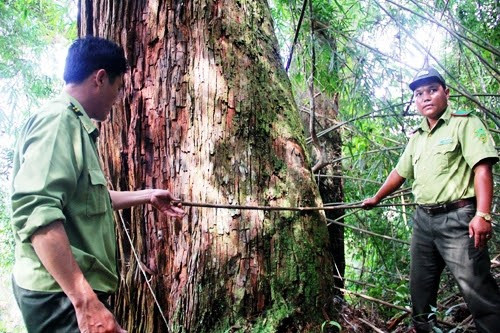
[437, 203, 447, 212]
[421, 205, 433, 214]
[426, 203, 446, 215]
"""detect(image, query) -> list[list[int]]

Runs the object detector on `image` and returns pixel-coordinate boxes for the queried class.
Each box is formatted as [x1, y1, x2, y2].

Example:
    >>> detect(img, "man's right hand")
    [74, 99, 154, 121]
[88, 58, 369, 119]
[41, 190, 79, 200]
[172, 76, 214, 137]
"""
[362, 197, 380, 210]
[74, 295, 126, 333]
[31, 222, 126, 333]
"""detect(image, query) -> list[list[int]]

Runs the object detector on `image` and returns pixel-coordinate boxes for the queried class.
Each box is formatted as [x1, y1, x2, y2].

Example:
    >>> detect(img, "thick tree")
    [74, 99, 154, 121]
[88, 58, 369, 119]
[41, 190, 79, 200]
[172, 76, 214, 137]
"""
[79, 0, 336, 332]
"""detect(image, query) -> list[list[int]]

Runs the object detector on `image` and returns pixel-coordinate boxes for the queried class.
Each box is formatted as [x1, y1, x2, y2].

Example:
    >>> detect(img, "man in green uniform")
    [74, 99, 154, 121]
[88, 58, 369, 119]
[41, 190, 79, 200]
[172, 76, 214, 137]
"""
[363, 67, 500, 332]
[11, 36, 184, 332]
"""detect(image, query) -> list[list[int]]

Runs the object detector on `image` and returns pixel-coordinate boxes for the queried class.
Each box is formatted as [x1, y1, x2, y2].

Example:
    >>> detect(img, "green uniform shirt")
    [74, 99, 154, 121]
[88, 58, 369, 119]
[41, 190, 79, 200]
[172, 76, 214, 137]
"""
[396, 108, 498, 204]
[11, 92, 118, 293]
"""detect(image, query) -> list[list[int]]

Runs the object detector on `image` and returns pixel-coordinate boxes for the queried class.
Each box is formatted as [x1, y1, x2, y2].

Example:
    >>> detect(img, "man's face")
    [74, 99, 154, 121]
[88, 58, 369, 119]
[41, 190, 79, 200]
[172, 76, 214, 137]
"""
[103, 76, 123, 118]
[413, 82, 449, 120]
[93, 73, 123, 121]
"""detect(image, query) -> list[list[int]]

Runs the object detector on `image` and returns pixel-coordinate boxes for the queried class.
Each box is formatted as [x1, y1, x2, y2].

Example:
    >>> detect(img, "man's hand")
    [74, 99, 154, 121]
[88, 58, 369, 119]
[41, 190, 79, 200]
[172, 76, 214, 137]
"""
[150, 189, 185, 217]
[471, 162, 494, 248]
[469, 215, 493, 248]
[74, 295, 126, 333]
[362, 197, 380, 210]
[31, 221, 126, 332]
[361, 170, 405, 210]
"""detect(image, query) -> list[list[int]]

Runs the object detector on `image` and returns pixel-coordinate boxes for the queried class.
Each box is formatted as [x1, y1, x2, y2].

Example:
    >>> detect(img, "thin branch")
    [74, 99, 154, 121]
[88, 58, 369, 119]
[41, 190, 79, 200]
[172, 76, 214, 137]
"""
[386, 0, 500, 59]
[372, 0, 499, 126]
[285, 0, 308, 72]
[339, 287, 410, 312]
[338, 288, 456, 328]
[326, 218, 411, 245]
[357, 318, 386, 333]
[443, 9, 500, 57]
[327, 146, 404, 165]
[345, 264, 409, 281]
[313, 19, 420, 70]
[450, 94, 500, 98]
[313, 174, 384, 185]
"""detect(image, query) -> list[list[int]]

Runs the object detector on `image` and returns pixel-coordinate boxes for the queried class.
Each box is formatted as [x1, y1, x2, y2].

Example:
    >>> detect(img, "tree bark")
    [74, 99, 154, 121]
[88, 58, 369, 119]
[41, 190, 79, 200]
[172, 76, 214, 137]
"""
[79, 0, 336, 331]
[314, 94, 345, 293]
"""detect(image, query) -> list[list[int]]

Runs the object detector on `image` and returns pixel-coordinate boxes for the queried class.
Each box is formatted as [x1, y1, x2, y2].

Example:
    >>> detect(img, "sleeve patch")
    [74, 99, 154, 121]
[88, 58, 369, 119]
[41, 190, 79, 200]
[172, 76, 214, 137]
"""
[474, 128, 488, 143]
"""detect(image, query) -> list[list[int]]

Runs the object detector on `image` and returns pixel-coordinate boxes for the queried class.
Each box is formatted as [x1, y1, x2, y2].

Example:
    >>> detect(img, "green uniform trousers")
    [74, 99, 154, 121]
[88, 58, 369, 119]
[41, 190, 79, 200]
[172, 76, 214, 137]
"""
[12, 277, 112, 333]
[410, 204, 500, 333]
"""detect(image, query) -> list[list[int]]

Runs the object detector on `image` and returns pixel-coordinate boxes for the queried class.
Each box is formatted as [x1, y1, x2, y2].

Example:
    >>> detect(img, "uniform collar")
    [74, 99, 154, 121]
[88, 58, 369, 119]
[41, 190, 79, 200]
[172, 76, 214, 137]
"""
[417, 107, 451, 133]
[60, 91, 99, 139]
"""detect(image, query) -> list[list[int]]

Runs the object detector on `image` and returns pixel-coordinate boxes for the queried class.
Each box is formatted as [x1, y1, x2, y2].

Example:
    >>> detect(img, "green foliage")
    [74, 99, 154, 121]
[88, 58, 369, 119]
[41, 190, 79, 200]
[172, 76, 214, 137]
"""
[0, 0, 76, 181]
[321, 319, 341, 332]
[0, 0, 76, 272]
[0, 2, 74, 331]
[0, 0, 75, 96]
[0, 190, 14, 273]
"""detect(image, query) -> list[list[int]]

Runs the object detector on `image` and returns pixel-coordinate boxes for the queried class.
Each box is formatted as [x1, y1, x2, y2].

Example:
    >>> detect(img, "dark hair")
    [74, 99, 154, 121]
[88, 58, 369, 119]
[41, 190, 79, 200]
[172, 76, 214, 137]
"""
[63, 36, 127, 84]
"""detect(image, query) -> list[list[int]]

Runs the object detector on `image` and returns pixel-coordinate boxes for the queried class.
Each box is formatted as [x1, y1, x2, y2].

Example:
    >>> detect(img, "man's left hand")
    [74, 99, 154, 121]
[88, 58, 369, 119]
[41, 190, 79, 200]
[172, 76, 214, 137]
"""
[150, 190, 185, 217]
[469, 215, 493, 248]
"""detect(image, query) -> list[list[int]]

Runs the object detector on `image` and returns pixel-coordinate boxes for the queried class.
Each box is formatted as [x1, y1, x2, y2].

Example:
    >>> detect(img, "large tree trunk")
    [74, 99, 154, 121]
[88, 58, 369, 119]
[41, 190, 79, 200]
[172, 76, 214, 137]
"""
[79, 0, 336, 331]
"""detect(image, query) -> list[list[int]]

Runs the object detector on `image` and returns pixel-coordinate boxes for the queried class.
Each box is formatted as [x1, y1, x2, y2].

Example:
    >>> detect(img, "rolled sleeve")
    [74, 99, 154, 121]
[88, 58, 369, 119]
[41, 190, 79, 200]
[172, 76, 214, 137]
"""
[458, 117, 499, 168]
[17, 206, 66, 242]
[11, 111, 81, 242]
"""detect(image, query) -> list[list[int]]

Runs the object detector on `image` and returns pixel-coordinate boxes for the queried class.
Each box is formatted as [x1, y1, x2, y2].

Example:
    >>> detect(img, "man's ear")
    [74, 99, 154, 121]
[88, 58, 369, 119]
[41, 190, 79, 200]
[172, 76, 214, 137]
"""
[444, 87, 450, 99]
[94, 69, 107, 87]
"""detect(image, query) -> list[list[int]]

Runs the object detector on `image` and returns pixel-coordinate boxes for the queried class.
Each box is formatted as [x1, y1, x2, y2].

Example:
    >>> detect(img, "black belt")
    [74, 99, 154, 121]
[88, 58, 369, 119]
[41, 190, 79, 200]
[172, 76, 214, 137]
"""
[419, 198, 476, 216]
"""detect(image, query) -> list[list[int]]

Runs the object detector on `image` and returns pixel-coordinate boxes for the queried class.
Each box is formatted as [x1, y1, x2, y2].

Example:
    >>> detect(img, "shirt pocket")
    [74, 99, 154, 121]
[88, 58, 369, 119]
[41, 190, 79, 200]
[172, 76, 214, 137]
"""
[87, 169, 109, 217]
[433, 140, 458, 173]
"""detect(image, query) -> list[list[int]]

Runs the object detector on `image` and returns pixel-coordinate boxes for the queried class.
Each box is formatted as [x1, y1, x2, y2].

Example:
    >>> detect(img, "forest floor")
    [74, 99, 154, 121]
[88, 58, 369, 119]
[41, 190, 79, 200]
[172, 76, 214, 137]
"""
[337, 255, 500, 333]
[0, 257, 498, 332]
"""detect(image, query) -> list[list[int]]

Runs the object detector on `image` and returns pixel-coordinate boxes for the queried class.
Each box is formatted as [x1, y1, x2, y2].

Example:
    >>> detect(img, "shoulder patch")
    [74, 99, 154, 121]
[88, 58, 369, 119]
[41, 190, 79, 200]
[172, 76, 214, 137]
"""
[68, 103, 82, 116]
[451, 109, 472, 117]
[411, 127, 421, 135]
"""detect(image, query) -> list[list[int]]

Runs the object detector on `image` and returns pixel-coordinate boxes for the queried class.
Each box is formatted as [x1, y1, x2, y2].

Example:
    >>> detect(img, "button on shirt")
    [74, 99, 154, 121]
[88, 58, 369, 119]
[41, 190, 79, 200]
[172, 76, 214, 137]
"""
[396, 108, 498, 204]
[11, 92, 118, 293]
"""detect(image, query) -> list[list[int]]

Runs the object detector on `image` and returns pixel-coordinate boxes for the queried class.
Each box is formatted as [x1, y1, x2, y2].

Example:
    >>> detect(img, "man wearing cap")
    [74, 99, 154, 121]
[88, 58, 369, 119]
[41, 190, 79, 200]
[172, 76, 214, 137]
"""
[363, 67, 500, 332]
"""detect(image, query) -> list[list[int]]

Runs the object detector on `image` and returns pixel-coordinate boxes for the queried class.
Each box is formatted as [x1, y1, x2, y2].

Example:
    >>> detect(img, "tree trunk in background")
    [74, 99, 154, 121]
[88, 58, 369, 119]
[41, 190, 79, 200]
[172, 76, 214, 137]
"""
[79, 0, 336, 332]
[299, 93, 344, 296]
[314, 94, 345, 294]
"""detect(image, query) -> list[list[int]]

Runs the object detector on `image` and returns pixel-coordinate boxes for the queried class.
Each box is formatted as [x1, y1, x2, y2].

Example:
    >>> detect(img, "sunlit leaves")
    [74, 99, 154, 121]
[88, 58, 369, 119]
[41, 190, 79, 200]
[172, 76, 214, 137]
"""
[0, 0, 75, 272]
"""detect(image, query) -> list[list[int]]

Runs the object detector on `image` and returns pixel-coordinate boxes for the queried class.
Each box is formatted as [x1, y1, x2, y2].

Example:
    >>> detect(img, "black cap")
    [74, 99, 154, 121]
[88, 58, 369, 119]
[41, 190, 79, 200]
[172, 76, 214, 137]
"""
[409, 67, 446, 91]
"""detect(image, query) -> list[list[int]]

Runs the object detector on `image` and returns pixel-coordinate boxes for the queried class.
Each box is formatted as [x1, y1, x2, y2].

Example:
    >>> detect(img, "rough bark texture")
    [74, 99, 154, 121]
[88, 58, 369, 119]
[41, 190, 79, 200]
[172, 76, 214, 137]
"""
[79, 0, 336, 331]
[299, 92, 345, 295]
[313, 95, 345, 293]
